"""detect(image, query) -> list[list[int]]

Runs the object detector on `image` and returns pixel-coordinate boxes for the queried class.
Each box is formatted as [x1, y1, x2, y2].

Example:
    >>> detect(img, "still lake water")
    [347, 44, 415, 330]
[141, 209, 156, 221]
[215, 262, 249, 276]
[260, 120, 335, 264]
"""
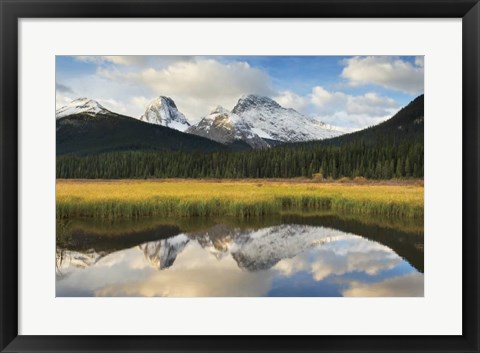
[56, 214, 424, 297]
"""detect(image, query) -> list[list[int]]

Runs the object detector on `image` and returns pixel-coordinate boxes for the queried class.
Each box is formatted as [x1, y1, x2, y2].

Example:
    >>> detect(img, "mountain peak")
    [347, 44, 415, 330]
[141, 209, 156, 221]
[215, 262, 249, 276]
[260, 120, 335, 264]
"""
[210, 105, 229, 115]
[151, 96, 178, 108]
[233, 95, 281, 114]
[56, 98, 110, 120]
[187, 106, 269, 149]
[139, 96, 191, 132]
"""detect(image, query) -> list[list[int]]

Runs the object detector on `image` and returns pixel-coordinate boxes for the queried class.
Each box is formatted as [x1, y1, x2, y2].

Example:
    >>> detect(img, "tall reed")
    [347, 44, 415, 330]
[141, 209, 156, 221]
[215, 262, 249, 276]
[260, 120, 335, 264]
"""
[56, 179, 424, 220]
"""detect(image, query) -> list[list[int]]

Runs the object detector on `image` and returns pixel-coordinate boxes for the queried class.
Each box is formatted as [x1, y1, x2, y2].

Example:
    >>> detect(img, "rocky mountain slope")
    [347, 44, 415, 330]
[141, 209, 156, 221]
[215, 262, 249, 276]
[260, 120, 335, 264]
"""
[186, 106, 269, 149]
[139, 96, 191, 132]
[231, 95, 343, 143]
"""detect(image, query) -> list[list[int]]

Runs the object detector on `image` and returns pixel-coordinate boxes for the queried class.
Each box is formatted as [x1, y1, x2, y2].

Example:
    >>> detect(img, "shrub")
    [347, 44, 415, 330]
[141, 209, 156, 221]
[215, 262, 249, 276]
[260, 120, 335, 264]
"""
[312, 173, 324, 182]
[353, 176, 368, 184]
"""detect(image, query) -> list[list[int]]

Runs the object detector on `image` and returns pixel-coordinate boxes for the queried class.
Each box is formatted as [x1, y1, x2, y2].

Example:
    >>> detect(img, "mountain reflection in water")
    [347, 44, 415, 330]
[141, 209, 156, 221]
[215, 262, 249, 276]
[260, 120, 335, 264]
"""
[56, 216, 424, 297]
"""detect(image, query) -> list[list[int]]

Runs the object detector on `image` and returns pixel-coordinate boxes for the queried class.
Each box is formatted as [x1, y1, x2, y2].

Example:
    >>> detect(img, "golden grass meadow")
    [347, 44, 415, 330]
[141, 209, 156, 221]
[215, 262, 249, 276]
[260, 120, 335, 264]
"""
[56, 179, 424, 220]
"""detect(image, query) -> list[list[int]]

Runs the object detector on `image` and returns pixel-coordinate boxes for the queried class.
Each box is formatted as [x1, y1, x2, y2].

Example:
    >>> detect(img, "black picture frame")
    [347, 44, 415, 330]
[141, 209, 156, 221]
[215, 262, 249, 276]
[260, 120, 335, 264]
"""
[1, 0, 479, 352]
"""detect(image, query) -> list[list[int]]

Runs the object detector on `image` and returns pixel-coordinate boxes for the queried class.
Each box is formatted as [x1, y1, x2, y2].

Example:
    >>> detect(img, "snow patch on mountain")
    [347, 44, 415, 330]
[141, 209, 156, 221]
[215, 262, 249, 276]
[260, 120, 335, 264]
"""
[139, 96, 191, 132]
[55, 98, 111, 119]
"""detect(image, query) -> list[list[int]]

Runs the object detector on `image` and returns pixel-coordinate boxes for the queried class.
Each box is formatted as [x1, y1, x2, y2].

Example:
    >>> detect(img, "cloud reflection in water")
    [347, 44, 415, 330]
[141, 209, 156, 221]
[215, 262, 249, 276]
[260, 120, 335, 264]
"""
[56, 223, 423, 297]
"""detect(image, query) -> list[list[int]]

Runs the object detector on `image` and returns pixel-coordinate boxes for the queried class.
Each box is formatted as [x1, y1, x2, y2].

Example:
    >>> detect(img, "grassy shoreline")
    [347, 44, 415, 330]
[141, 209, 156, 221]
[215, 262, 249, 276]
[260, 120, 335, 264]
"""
[56, 179, 424, 220]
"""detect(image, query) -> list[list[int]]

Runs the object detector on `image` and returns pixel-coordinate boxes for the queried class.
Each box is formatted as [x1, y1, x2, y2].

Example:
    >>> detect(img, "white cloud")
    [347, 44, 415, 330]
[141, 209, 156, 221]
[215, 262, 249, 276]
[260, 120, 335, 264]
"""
[415, 56, 424, 68]
[75, 55, 194, 68]
[55, 71, 154, 118]
[55, 82, 73, 93]
[310, 86, 347, 114]
[93, 243, 273, 297]
[274, 86, 399, 130]
[310, 86, 337, 106]
[75, 55, 146, 66]
[274, 237, 401, 282]
[310, 86, 399, 129]
[96, 59, 273, 119]
[56, 56, 409, 129]
[274, 91, 309, 112]
[97, 98, 129, 115]
[346, 92, 398, 115]
[341, 56, 424, 94]
[317, 111, 391, 132]
[343, 273, 424, 297]
[55, 94, 74, 110]
[130, 96, 151, 113]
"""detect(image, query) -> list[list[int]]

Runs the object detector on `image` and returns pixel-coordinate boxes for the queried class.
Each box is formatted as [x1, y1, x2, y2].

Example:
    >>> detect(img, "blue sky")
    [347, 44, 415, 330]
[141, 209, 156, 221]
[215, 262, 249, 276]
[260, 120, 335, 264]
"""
[56, 55, 424, 130]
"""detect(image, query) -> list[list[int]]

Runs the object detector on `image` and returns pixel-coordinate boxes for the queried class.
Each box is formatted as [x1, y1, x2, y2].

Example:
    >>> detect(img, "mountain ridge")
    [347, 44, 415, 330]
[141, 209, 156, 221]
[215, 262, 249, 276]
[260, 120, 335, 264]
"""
[315, 94, 424, 147]
[56, 97, 111, 119]
[56, 94, 345, 151]
[56, 111, 230, 156]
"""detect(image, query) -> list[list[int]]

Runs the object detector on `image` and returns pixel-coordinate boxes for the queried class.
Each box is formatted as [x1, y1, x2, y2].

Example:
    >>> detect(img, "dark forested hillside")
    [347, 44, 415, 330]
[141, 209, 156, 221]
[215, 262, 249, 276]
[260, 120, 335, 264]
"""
[56, 95, 424, 180]
[56, 113, 245, 156]
[322, 94, 423, 146]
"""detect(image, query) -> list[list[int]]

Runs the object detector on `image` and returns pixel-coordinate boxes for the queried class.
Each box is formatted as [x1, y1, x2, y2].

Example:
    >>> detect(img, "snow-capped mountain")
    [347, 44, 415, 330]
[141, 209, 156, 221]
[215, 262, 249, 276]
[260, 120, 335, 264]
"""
[56, 95, 344, 148]
[139, 96, 191, 132]
[55, 97, 111, 119]
[186, 106, 269, 149]
[56, 248, 108, 279]
[232, 94, 343, 142]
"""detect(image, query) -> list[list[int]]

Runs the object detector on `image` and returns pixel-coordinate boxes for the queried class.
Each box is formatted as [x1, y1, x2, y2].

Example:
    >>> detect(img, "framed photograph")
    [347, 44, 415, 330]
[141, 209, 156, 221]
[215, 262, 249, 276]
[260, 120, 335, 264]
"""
[1, 0, 478, 352]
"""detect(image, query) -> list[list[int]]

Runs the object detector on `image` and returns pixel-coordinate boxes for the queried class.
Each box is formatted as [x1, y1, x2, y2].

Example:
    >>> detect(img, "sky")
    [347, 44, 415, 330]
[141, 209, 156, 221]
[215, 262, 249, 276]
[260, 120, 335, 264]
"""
[56, 55, 424, 131]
